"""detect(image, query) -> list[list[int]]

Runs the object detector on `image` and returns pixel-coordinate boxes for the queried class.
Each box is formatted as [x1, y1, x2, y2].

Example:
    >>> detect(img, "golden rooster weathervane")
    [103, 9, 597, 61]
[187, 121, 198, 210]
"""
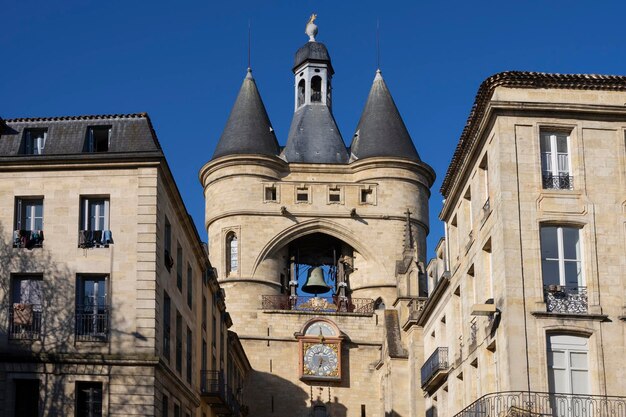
[305, 13, 318, 42]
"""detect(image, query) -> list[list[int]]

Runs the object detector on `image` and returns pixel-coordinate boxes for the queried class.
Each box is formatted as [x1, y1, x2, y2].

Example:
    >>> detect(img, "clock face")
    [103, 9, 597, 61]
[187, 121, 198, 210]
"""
[303, 343, 339, 378]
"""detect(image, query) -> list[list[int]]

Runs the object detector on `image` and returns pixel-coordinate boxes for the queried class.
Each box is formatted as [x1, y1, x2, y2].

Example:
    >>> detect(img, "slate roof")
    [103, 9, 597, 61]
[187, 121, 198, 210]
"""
[281, 104, 349, 164]
[350, 70, 420, 162]
[0, 113, 163, 161]
[441, 71, 626, 197]
[212, 69, 280, 160]
[293, 41, 333, 73]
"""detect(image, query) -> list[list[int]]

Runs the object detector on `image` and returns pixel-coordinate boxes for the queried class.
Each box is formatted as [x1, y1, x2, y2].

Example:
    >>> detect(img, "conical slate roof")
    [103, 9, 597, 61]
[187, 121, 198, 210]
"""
[350, 70, 420, 161]
[212, 69, 280, 160]
[282, 104, 349, 164]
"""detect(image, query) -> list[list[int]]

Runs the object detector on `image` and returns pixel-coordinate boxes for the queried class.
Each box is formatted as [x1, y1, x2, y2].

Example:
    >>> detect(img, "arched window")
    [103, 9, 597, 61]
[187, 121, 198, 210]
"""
[311, 76, 322, 102]
[313, 405, 327, 417]
[226, 232, 238, 274]
[297, 79, 305, 107]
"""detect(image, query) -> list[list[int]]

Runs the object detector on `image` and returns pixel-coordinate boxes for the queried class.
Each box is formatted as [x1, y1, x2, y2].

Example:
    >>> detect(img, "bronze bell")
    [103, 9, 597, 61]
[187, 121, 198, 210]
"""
[302, 266, 331, 295]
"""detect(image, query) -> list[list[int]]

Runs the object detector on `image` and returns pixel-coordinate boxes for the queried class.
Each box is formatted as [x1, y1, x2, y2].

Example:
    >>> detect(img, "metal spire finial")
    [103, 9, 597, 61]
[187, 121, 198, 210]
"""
[247, 19, 251, 71]
[376, 18, 380, 71]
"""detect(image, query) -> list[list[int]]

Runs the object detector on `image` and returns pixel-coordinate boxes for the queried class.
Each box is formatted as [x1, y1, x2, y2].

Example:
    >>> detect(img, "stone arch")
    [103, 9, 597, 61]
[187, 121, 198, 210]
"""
[251, 219, 377, 277]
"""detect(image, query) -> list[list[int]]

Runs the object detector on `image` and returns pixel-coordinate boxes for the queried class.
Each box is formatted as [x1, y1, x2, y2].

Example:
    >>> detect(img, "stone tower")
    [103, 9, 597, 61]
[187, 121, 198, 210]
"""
[200, 20, 434, 417]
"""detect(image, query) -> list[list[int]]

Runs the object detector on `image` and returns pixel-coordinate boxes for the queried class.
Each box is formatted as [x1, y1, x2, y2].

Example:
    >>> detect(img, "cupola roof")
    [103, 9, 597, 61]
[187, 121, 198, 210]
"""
[293, 42, 334, 74]
[350, 70, 420, 162]
[212, 69, 280, 160]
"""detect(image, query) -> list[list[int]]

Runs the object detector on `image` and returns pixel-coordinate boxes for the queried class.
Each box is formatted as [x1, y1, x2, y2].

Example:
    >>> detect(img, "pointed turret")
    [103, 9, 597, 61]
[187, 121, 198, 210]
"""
[212, 69, 280, 160]
[350, 70, 420, 161]
[281, 16, 349, 164]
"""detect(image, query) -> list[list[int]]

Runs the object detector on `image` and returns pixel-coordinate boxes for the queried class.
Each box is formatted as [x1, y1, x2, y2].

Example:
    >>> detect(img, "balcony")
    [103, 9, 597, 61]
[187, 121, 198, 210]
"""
[542, 173, 574, 190]
[200, 370, 240, 416]
[544, 285, 588, 314]
[421, 347, 449, 392]
[453, 391, 626, 417]
[261, 295, 374, 315]
[75, 306, 110, 341]
[9, 304, 42, 340]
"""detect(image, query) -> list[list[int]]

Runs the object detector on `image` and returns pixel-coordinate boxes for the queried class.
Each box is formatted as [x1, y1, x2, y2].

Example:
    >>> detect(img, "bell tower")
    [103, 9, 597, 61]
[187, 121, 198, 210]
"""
[294, 14, 333, 110]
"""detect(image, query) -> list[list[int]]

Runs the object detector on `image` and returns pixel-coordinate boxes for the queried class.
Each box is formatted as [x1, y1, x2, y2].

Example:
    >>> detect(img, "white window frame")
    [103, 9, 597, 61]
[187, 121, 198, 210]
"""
[540, 131, 571, 184]
[87, 126, 111, 152]
[540, 226, 583, 287]
[547, 334, 590, 395]
[16, 198, 44, 231]
[81, 197, 110, 231]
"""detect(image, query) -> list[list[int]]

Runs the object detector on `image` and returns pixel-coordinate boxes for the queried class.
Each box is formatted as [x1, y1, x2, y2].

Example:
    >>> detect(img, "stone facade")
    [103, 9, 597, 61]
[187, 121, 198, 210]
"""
[0, 114, 249, 417]
[418, 73, 626, 416]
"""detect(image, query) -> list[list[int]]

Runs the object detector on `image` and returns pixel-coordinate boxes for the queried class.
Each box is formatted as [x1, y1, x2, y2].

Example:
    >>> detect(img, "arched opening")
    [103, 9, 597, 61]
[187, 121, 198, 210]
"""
[226, 232, 238, 275]
[311, 76, 322, 102]
[313, 404, 327, 417]
[297, 79, 306, 107]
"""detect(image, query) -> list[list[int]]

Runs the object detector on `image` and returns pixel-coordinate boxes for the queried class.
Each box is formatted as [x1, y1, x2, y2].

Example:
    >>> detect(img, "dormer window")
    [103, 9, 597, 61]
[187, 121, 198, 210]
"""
[23, 128, 47, 155]
[86, 126, 111, 152]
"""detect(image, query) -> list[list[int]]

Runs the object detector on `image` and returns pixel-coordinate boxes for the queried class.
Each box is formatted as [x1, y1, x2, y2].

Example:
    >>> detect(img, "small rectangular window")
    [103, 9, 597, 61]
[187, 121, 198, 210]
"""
[164, 217, 173, 271]
[264, 186, 277, 202]
[328, 187, 341, 203]
[360, 187, 374, 204]
[14, 198, 44, 248]
[79, 196, 112, 248]
[174, 403, 181, 417]
[296, 186, 309, 203]
[76, 382, 103, 417]
[202, 295, 207, 330]
[22, 128, 47, 155]
[86, 126, 111, 152]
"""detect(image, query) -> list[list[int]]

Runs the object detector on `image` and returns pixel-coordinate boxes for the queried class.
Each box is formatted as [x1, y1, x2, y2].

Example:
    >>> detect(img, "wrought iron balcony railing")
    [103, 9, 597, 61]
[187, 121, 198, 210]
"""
[75, 306, 110, 341]
[542, 173, 574, 190]
[261, 294, 374, 315]
[200, 370, 240, 416]
[453, 390, 626, 417]
[9, 303, 42, 340]
[544, 285, 588, 314]
[421, 347, 449, 389]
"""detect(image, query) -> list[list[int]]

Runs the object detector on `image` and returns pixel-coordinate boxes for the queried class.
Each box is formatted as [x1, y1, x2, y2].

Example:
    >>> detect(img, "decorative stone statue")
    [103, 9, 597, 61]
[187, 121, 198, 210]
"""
[305, 14, 318, 42]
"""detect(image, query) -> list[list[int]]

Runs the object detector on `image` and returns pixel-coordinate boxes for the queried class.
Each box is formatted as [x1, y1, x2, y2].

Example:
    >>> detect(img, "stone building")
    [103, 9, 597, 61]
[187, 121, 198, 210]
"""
[417, 72, 626, 416]
[200, 21, 434, 417]
[0, 114, 249, 417]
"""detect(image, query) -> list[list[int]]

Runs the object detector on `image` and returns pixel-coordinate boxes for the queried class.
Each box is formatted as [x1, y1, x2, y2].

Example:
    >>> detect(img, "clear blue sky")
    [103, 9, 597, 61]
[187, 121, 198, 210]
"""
[3, 0, 626, 258]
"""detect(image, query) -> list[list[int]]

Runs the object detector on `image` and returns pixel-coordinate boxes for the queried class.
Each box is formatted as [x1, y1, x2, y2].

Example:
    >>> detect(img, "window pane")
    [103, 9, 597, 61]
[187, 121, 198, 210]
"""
[540, 133, 552, 153]
[556, 135, 568, 153]
[540, 227, 558, 259]
[541, 153, 552, 173]
[570, 352, 588, 369]
[562, 228, 580, 260]
[571, 370, 590, 395]
[563, 261, 582, 287]
[548, 350, 566, 368]
[541, 260, 560, 286]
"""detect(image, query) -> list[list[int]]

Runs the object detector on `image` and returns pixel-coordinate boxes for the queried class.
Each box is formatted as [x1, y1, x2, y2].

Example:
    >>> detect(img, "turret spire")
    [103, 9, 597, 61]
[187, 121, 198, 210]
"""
[212, 69, 279, 160]
[350, 70, 420, 162]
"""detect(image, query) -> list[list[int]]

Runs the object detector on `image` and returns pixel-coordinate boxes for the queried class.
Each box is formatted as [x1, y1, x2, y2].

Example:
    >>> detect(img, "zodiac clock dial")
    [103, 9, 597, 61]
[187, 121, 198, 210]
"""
[302, 343, 339, 379]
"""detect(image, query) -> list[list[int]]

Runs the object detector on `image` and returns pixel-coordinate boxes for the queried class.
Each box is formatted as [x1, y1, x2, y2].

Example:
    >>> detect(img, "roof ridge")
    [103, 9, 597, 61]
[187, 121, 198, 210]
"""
[440, 71, 626, 196]
[3, 113, 148, 123]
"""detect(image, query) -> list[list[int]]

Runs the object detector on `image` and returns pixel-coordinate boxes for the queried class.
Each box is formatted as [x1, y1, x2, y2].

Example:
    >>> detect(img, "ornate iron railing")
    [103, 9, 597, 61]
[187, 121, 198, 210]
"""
[453, 391, 626, 417]
[544, 286, 588, 314]
[261, 294, 375, 315]
[200, 370, 240, 416]
[9, 304, 42, 340]
[542, 174, 574, 190]
[421, 347, 449, 387]
[75, 306, 109, 341]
